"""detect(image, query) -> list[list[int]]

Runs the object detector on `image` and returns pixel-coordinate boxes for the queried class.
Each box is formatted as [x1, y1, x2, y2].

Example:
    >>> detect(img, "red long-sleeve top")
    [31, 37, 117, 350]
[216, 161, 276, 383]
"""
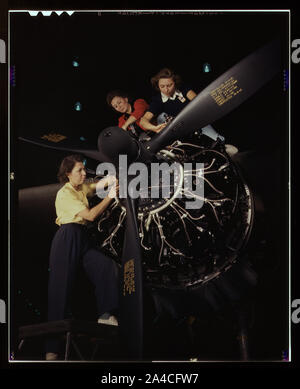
[118, 98, 149, 131]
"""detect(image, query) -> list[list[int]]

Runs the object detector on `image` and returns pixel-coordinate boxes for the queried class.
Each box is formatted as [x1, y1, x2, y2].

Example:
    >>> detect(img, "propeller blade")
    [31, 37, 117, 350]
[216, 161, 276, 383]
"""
[146, 39, 281, 153]
[18, 136, 105, 161]
[97, 127, 145, 358]
[119, 195, 144, 359]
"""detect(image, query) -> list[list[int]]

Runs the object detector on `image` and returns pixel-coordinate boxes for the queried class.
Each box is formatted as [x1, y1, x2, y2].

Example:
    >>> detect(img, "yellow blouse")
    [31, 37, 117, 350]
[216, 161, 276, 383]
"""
[55, 182, 94, 226]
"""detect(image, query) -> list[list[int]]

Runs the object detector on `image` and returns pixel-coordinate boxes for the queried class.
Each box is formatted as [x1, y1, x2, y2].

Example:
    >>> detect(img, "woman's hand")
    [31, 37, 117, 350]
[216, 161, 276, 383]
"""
[108, 182, 119, 198]
[96, 175, 117, 190]
[154, 122, 167, 133]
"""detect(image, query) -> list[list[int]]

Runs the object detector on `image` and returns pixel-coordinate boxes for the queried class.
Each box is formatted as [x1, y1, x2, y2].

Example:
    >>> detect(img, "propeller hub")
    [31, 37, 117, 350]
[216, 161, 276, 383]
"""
[98, 126, 139, 167]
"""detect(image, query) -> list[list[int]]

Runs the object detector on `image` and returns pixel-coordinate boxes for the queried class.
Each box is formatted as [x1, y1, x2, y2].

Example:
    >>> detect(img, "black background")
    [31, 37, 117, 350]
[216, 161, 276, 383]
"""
[11, 11, 288, 188]
[1, 0, 300, 380]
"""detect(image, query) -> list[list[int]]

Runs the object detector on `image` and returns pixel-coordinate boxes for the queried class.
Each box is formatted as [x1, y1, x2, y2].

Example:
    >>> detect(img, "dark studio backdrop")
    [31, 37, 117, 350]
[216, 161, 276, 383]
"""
[11, 11, 289, 188]
[9, 11, 290, 361]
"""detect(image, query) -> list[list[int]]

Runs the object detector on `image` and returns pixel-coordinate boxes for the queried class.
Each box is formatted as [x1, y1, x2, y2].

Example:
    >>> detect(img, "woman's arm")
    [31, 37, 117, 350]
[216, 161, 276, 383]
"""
[121, 115, 138, 130]
[140, 111, 167, 133]
[77, 184, 117, 222]
[121, 99, 149, 130]
[77, 196, 113, 222]
[87, 175, 116, 192]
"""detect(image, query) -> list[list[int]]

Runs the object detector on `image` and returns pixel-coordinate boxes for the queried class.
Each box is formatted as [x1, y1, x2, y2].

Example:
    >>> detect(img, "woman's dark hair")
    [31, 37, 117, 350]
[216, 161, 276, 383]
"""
[57, 154, 84, 183]
[150, 68, 182, 91]
[106, 90, 129, 107]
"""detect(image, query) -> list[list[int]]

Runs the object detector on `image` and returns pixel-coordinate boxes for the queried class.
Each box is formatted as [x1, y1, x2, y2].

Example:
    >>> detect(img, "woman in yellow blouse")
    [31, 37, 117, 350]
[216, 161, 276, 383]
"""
[46, 154, 119, 360]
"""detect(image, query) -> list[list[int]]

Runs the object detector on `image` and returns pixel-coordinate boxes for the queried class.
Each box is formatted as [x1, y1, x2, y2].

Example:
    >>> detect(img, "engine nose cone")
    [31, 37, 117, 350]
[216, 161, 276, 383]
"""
[98, 126, 139, 166]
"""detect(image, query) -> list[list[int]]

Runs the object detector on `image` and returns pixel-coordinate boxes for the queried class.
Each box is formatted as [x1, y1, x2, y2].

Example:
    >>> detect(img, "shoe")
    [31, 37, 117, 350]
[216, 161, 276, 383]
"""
[98, 315, 119, 326]
[225, 144, 239, 156]
[45, 352, 59, 361]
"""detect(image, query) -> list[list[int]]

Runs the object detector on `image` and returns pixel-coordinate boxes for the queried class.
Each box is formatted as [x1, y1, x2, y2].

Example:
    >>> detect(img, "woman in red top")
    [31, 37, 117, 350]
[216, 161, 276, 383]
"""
[106, 90, 151, 139]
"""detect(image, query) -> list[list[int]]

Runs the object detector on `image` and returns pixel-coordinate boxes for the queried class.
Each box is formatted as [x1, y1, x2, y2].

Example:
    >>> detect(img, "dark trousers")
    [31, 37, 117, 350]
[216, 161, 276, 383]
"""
[46, 223, 119, 353]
